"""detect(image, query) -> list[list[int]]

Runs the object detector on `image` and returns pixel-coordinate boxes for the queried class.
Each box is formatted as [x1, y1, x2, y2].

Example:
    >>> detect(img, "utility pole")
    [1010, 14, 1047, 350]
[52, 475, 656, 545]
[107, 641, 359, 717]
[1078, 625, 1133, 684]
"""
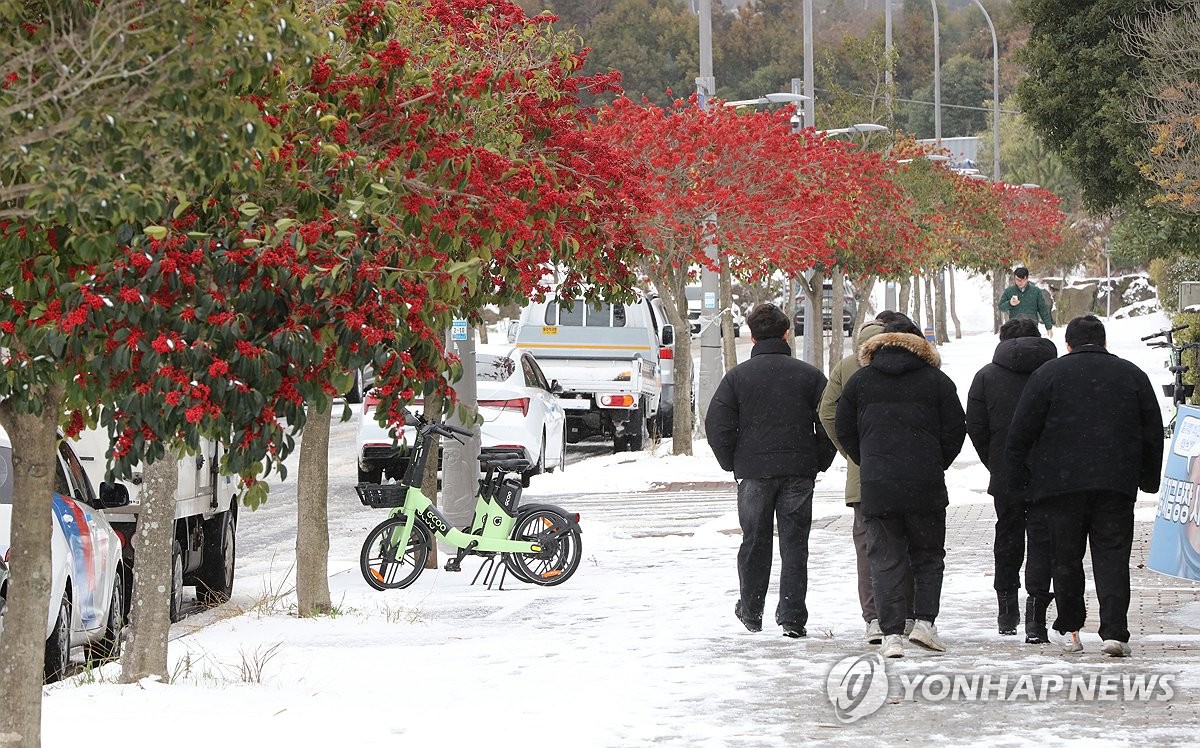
[439, 320, 479, 550]
[695, 0, 720, 435]
[800, 1, 818, 366]
[932, 0, 941, 144]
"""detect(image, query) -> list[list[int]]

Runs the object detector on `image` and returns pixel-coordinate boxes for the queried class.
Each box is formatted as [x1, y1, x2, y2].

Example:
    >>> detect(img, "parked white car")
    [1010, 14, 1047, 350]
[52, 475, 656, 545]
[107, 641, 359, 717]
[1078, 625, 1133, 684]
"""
[0, 431, 129, 682]
[356, 344, 567, 486]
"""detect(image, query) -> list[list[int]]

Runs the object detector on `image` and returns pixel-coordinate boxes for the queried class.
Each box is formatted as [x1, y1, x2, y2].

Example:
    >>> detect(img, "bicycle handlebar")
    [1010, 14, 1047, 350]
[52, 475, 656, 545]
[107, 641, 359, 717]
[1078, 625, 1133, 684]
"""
[1142, 324, 1189, 342]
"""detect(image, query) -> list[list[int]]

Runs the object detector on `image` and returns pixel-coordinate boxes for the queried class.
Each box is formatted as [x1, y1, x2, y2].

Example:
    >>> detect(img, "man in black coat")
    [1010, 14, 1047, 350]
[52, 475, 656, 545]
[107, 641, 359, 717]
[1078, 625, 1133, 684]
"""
[1006, 315, 1163, 657]
[966, 318, 1058, 642]
[835, 316, 966, 658]
[706, 303, 836, 638]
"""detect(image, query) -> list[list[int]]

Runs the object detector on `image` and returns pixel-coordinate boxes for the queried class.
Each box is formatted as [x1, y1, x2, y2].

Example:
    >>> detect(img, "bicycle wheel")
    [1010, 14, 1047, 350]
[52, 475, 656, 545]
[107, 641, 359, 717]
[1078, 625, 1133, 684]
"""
[503, 508, 582, 586]
[360, 515, 431, 590]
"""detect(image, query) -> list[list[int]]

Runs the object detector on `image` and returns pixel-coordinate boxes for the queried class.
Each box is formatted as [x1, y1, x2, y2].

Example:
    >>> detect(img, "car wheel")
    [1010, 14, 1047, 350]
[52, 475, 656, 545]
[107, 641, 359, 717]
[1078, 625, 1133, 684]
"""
[169, 539, 184, 623]
[357, 465, 383, 484]
[196, 511, 236, 607]
[547, 429, 566, 474]
[86, 574, 124, 664]
[44, 594, 71, 683]
[521, 435, 547, 488]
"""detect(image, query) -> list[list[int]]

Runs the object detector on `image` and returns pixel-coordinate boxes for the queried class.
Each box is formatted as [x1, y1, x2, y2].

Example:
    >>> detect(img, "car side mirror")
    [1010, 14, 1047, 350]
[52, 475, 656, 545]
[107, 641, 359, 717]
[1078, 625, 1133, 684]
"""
[550, 379, 563, 394]
[661, 324, 674, 346]
[98, 481, 131, 509]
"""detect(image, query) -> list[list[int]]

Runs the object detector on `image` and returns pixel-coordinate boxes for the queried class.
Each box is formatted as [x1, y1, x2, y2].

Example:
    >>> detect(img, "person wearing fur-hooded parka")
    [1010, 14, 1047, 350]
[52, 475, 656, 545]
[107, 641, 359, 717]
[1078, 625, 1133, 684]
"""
[835, 317, 966, 657]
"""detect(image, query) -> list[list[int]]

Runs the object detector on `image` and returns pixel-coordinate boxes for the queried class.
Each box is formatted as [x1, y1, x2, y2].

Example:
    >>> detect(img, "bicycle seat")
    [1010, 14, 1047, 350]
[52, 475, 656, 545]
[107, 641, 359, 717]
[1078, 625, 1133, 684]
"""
[479, 451, 524, 463]
[480, 458, 532, 473]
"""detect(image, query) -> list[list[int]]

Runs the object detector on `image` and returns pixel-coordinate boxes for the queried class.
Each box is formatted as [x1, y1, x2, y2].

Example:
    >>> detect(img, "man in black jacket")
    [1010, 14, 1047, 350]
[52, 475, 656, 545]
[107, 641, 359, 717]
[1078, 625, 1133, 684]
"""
[835, 316, 966, 658]
[1006, 315, 1163, 657]
[966, 318, 1058, 641]
[706, 303, 836, 638]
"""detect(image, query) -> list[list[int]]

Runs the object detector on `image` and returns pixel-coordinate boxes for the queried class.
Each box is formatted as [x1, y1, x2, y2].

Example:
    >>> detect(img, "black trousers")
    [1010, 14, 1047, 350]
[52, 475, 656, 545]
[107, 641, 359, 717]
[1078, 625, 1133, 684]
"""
[993, 492, 1026, 593]
[992, 493, 1053, 603]
[865, 509, 947, 636]
[854, 505, 914, 622]
[737, 476, 814, 627]
[1040, 490, 1135, 642]
[1024, 502, 1053, 607]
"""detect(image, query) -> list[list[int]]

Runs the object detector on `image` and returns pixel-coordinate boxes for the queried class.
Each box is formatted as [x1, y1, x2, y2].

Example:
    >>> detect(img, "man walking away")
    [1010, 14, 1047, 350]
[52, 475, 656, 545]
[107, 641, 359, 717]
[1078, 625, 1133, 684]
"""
[836, 315, 966, 658]
[1006, 315, 1163, 657]
[998, 267, 1054, 338]
[706, 303, 837, 638]
[819, 310, 915, 644]
[965, 318, 1057, 641]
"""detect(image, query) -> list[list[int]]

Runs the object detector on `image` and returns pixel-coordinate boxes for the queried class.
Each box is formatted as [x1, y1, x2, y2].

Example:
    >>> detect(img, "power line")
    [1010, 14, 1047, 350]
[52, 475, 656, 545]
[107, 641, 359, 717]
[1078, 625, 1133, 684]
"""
[816, 87, 1021, 115]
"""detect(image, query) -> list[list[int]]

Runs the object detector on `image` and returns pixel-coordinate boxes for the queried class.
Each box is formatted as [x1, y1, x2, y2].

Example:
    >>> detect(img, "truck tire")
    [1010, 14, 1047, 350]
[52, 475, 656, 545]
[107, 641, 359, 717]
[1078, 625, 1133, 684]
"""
[196, 510, 236, 607]
[626, 400, 647, 452]
[170, 539, 185, 623]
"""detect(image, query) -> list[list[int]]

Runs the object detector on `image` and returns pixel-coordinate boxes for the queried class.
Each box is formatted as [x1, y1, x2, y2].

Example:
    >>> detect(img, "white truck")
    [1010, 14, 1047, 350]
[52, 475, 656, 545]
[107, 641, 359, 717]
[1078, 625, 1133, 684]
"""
[514, 292, 674, 451]
[71, 430, 238, 622]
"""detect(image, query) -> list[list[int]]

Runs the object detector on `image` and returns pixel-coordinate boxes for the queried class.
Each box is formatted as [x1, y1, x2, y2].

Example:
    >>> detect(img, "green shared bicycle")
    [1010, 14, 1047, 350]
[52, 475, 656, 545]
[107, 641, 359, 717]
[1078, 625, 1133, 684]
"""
[356, 412, 582, 590]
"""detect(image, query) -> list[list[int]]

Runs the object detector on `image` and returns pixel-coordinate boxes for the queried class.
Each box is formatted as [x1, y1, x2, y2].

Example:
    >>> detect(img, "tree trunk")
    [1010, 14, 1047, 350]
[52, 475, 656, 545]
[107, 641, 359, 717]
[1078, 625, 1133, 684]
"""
[121, 457, 179, 683]
[934, 267, 949, 344]
[828, 267, 847, 374]
[911, 274, 922, 324]
[796, 268, 825, 368]
[476, 323, 489, 345]
[992, 268, 1006, 334]
[899, 278, 911, 316]
[948, 264, 962, 339]
[784, 276, 797, 350]
[719, 256, 737, 373]
[852, 275, 876, 331]
[663, 268, 694, 455]
[296, 399, 332, 617]
[923, 271, 935, 339]
[0, 384, 65, 748]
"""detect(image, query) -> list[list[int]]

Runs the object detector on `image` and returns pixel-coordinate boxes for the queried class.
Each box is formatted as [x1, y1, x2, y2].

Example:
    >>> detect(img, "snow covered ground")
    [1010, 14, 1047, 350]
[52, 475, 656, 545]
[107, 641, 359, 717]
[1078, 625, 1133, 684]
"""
[41, 272, 1200, 746]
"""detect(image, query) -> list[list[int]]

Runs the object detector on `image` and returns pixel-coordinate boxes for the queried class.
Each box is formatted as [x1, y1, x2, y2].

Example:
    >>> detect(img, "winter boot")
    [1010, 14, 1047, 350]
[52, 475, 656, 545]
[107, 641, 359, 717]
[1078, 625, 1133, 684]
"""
[1024, 595, 1050, 644]
[997, 590, 1020, 636]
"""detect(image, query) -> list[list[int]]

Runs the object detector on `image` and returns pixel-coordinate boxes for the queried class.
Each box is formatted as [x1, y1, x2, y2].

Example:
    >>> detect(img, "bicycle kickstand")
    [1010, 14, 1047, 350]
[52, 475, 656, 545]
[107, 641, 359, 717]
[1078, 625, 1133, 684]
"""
[471, 555, 509, 591]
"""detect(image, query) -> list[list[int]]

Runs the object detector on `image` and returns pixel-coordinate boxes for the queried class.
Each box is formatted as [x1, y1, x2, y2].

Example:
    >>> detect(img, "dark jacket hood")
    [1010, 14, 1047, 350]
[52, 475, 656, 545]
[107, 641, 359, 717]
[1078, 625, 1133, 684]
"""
[992, 336, 1057, 374]
[858, 332, 941, 374]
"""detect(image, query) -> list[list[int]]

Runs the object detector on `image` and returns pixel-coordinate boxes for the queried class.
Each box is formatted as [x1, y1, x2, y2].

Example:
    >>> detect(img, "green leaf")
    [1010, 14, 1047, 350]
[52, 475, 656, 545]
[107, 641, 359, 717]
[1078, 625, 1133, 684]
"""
[144, 225, 168, 240]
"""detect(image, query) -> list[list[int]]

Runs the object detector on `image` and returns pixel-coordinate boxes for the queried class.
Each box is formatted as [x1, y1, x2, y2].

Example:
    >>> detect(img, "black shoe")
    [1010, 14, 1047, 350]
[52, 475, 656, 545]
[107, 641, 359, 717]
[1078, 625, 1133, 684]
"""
[997, 590, 1019, 635]
[734, 601, 762, 632]
[781, 623, 806, 638]
[1024, 595, 1050, 644]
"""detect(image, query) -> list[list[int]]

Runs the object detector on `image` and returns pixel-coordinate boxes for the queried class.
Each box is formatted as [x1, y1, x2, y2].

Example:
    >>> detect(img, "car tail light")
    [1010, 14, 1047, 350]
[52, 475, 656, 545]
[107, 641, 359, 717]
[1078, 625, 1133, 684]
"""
[364, 392, 381, 414]
[479, 398, 529, 416]
[114, 529, 129, 550]
[600, 394, 635, 407]
[659, 348, 673, 360]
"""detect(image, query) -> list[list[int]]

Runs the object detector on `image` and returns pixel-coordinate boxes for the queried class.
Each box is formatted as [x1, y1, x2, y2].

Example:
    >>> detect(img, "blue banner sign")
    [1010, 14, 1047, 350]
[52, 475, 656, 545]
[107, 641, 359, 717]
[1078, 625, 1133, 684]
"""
[1147, 405, 1200, 581]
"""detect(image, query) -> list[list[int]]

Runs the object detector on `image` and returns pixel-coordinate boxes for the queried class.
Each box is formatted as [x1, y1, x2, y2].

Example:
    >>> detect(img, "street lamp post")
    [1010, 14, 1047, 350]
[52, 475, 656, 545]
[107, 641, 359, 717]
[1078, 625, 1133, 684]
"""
[932, 0, 941, 144]
[973, 0, 1001, 181]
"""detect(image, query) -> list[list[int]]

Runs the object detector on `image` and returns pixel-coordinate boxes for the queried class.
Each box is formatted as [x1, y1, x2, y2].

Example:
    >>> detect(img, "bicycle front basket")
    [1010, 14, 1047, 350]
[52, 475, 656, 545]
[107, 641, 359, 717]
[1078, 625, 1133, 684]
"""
[355, 483, 408, 508]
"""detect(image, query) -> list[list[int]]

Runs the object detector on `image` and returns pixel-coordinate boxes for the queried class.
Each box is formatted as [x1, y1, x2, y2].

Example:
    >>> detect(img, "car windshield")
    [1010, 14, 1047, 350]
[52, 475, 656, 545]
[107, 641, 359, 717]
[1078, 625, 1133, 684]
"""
[0, 446, 11, 504]
[477, 354, 516, 382]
